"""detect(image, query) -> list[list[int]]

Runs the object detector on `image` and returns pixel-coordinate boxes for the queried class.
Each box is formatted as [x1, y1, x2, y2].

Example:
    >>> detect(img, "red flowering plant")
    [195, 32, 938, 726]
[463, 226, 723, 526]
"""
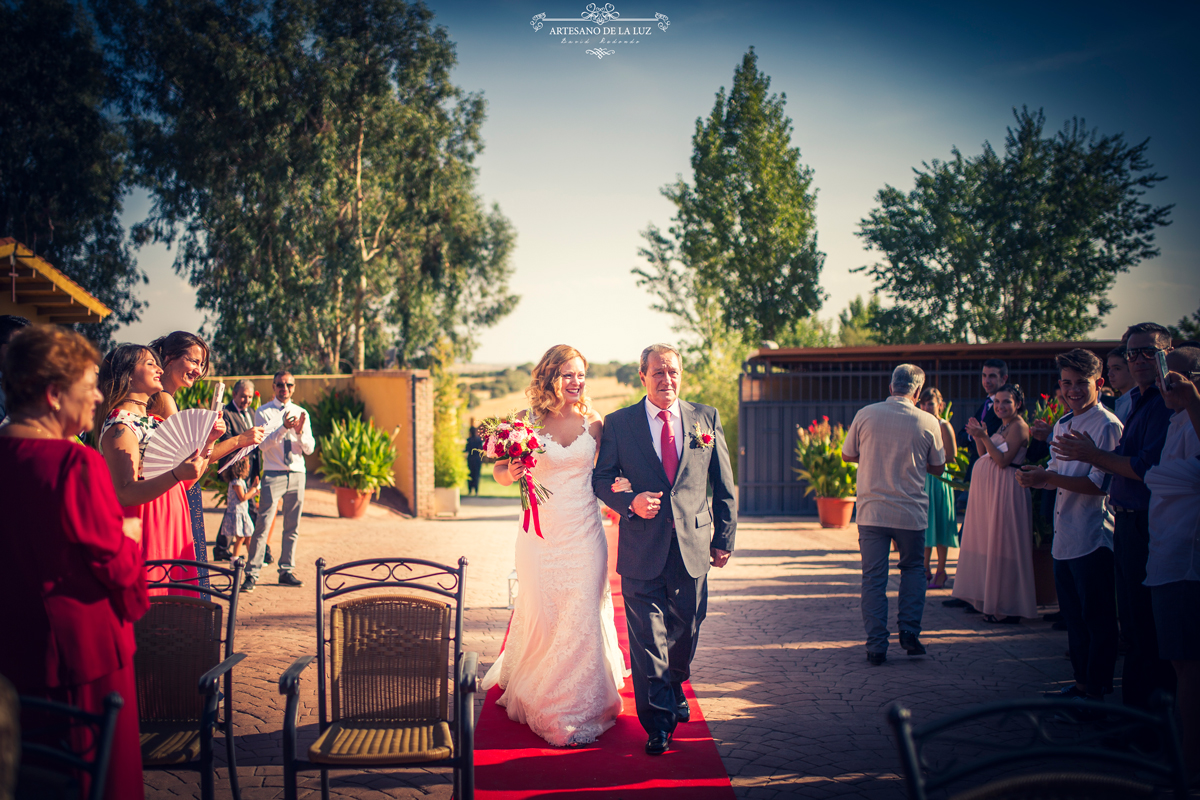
[476, 411, 553, 537]
[1032, 392, 1068, 427]
[794, 416, 857, 499]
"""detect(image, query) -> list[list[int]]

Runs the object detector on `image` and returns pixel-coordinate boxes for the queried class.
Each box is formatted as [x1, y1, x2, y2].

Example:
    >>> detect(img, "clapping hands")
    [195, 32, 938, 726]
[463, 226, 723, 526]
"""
[965, 417, 987, 439]
[1051, 429, 1099, 463]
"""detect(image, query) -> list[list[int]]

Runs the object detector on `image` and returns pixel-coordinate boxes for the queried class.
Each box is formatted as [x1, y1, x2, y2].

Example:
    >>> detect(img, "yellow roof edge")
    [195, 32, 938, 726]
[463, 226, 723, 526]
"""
[0, 240, 112, 320]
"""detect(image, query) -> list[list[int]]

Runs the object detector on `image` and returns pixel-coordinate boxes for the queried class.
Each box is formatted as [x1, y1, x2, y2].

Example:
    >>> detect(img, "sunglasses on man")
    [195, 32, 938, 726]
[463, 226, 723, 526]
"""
[275, 381, 295, 388]
[1125, 346, 1168, 362]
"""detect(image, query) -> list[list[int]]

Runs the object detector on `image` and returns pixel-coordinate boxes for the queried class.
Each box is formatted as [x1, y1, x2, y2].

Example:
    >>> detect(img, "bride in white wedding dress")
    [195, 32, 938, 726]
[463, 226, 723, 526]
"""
[480, 344, 628, 746]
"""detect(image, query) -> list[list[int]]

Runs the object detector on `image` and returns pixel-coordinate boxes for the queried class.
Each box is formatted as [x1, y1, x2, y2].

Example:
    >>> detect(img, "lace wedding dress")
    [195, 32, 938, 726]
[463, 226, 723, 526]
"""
[481, 418, 626, 746]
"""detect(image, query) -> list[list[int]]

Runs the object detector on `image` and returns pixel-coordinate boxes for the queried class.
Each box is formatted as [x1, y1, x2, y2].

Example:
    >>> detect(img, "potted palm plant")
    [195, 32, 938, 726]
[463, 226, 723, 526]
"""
[317, 417, 398, 518]
[794, 417, 858, 528]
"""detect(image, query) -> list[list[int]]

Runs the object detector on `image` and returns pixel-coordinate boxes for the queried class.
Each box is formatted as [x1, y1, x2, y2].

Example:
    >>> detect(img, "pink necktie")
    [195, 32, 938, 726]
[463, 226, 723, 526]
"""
[658, 409, 678, 484]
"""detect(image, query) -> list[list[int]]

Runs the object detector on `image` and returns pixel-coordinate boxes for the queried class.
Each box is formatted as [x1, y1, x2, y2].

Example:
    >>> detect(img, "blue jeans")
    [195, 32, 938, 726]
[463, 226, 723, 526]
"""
[246, 471, 304, 578]
[858, 525, 926, 654]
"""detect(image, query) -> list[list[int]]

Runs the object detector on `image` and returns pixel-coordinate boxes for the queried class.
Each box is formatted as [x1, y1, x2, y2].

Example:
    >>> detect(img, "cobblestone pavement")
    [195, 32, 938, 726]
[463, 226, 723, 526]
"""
[147, 489, 1077, 799]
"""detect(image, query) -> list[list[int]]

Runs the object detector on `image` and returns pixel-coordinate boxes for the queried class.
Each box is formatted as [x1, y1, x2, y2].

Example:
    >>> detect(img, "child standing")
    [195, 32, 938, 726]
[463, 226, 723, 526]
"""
[220, 459, 259, 562]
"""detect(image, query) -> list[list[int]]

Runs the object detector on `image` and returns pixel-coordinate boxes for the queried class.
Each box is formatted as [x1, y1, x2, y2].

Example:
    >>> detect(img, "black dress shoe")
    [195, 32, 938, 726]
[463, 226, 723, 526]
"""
[1042, 611, 1064, 622]
[278, 571, 303, 587]
[674, 696, 690, 723]
[942, 597, 968, 608]
[1044, 685, 1088, 699]
[867, 651, 886, 666]
[898, 631, 926, 656]
[645, 730, 671, 756]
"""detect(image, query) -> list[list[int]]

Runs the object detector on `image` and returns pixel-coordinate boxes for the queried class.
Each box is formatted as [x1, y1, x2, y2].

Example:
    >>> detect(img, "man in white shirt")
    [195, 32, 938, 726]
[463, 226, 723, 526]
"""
[842, 364, 946, 665]
[243, 370, 315, 592]
[1142, 346, 1200, 776]
[1017, 349, 1123, 701]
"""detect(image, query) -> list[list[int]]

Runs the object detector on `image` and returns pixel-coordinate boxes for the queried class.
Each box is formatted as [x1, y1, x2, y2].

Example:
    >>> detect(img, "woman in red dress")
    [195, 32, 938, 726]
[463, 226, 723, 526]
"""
[94, 344, 222, 595]
[0, 326, 150, 799]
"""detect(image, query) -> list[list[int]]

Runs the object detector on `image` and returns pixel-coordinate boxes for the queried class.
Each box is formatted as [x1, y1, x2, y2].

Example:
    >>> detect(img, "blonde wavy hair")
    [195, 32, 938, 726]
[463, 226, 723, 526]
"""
[526, 344, 591, 419]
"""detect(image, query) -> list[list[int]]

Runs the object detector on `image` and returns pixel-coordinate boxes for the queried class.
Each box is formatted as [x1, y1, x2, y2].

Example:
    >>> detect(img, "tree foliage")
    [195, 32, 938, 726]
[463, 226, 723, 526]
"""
[1171, 303, 1200, 341]
[0, 0, 145, 347]
[857, 108, 1172, 343]
[636, 47, 825, 347]
[99, 0, 516, 373]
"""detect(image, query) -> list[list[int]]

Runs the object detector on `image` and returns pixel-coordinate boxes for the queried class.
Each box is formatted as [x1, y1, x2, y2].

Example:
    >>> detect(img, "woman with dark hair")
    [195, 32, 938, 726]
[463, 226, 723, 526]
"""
[918, 387, 958, 589]
[146, 331, 263, 565]
[952, 383, 1036, 622]
[96, 344, 219, 594]
[0, 326, 149, 799]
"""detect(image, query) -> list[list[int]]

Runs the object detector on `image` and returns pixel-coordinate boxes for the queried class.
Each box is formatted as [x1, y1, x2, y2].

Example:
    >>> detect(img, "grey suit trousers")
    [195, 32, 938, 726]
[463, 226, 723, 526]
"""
[621, 534, 707, 734]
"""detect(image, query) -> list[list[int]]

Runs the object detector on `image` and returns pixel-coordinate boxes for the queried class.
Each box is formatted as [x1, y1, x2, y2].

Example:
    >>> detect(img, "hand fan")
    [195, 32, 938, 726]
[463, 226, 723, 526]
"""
[140, 407, 218, 479]
[218, 413, 284, 473]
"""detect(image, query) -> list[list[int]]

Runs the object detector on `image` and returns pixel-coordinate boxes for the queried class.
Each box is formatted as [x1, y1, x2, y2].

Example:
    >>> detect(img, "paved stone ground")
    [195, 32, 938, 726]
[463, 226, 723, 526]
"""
[146, 486, 1081, 799]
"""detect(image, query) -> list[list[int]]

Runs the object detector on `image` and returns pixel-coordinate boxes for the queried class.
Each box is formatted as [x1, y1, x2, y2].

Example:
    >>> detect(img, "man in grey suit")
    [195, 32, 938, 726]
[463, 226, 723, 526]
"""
[593, 344, 737, 756]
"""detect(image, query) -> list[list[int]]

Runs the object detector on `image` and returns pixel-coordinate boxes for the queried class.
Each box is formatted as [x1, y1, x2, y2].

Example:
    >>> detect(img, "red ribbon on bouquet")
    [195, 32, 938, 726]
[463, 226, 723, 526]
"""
[520, 455, 543, 538]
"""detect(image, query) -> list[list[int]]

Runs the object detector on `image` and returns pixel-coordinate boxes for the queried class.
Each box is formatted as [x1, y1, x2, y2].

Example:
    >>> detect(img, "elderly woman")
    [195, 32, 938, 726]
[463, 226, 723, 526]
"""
[0, 326, 149, 799]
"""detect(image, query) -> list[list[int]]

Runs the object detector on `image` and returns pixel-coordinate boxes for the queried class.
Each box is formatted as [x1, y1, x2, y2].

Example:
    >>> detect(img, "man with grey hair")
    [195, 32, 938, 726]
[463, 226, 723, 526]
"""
[842, 364, 946, 664]
[214, 378, 265, 560]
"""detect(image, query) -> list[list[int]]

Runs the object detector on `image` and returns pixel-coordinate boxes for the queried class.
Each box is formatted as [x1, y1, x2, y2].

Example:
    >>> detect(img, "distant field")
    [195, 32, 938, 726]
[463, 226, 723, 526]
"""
[464, 376, 641, 423]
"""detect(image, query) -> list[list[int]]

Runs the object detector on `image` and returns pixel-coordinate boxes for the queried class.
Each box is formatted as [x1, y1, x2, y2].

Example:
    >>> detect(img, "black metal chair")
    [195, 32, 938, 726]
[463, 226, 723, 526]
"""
[887, 696, 1189, 799]
[15, 692, 122, 800]
[279, 557, 478, 800]
[137, 558, 246, 800]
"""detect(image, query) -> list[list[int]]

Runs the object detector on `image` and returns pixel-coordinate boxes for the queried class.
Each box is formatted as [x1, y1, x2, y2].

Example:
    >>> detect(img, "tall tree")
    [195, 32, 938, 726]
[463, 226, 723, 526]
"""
[0, 0, 144, 346]
[637, 47, 825, 346]
[101, 0, 516, 373]
[857, 108, 1172, 343]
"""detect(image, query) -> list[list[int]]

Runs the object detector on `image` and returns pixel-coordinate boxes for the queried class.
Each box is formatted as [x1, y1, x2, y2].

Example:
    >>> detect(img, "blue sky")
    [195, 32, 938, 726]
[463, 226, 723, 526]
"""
[119, 0, 1200, 364]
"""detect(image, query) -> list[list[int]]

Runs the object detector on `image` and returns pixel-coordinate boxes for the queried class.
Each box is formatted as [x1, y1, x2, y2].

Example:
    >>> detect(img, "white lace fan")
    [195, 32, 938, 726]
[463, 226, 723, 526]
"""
[218, 414, 283, 474]
[140, 383, 225, 480]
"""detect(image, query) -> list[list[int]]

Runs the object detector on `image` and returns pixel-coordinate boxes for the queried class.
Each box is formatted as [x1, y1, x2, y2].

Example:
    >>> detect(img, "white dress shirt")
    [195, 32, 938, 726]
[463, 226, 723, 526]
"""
[1046, 404, 1123, 561]
[644, 396, 683, 462]
[255, 398, 315, 473]
[1114, 392, 1134, 424]
[1144, 410, 1200, 585]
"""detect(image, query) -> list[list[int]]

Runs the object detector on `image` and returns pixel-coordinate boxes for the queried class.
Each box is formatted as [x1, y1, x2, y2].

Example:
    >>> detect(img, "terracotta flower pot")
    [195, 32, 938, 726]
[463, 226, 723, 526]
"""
[815, 496, 855, 528]
[335, 487, 371, 519]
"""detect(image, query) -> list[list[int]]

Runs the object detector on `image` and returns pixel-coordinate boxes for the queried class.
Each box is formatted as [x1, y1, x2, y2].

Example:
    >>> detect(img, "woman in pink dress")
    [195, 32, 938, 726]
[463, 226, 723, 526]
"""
[95, 345, 223, 595]
[951, 384, 1037, 622]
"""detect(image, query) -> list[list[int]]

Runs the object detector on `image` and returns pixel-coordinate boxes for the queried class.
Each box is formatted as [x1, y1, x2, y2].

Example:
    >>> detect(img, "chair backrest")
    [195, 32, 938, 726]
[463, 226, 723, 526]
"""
[329, 595, 451, 724]
[314, 557, 467, 731]
[16, 693, 122, 800]
[135, 597, 222, 724]
[143, 558, 243, 659]
[0, 676, 15, 800]
[887, 697, 1189, 800]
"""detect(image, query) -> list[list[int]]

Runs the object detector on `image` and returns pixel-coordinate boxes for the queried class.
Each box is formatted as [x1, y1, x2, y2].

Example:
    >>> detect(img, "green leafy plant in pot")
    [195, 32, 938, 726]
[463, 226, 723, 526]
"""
[317, 417, 398, 518]
[795, 417, 858, 528]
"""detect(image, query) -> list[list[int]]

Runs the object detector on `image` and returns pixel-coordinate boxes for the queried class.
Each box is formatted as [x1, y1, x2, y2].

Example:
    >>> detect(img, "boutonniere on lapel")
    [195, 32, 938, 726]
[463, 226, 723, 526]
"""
[688, 422, 716, 449]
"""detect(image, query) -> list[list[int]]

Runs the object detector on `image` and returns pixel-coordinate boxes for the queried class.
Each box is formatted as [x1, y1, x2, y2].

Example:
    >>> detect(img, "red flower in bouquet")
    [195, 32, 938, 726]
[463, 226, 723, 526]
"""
[476, 411, 553, 537]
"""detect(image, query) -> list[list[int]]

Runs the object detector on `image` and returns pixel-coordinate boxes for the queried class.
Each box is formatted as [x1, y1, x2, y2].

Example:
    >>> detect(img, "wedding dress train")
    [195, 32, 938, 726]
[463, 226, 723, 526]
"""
[481, 418, 626, 746]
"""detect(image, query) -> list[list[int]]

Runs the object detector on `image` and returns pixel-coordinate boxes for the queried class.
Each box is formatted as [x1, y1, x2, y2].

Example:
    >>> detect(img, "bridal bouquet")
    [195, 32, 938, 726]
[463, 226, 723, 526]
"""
[477, 412, 553, 537]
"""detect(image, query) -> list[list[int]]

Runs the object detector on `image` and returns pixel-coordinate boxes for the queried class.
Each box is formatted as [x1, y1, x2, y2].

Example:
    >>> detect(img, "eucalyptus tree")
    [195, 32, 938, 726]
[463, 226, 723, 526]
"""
[101, 0, 515, 372]
[0, 0, 144, 346]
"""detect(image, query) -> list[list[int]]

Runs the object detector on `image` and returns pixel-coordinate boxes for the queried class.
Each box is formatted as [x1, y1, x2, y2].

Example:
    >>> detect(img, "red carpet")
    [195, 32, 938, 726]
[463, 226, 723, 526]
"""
[475, 527, 736, 799]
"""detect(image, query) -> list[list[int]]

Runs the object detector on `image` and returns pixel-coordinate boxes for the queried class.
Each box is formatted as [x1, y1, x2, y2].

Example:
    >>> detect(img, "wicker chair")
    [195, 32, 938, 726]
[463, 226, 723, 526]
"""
[15, 692, 122, 800]
[887, 696, 1189, 799]
[279, 557, 478, 800]
[137, 558, 246, 800]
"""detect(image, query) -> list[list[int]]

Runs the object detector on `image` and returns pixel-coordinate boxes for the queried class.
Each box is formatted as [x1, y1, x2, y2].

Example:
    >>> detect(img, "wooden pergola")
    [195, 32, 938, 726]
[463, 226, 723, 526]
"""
[0, 238, 112, 325]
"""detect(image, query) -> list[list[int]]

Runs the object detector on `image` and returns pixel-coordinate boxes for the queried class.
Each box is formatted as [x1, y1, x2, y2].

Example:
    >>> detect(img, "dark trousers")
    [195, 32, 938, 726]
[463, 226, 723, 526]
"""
[1054, 546, 1118, 695]
[621, 535, 707, 735]
[1114, 509, 1176, 708]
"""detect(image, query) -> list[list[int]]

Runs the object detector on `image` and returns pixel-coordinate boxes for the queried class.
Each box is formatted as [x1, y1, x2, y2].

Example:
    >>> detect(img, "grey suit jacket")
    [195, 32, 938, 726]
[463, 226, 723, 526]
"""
[592, 399, 736, 580]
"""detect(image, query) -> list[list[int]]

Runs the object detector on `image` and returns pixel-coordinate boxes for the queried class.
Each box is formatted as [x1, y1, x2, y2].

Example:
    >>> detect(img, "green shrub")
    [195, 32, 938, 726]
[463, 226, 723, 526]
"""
[311, 386, 366, 442]
[317, 417, 398, 493]
[174, 379, 217, 410]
